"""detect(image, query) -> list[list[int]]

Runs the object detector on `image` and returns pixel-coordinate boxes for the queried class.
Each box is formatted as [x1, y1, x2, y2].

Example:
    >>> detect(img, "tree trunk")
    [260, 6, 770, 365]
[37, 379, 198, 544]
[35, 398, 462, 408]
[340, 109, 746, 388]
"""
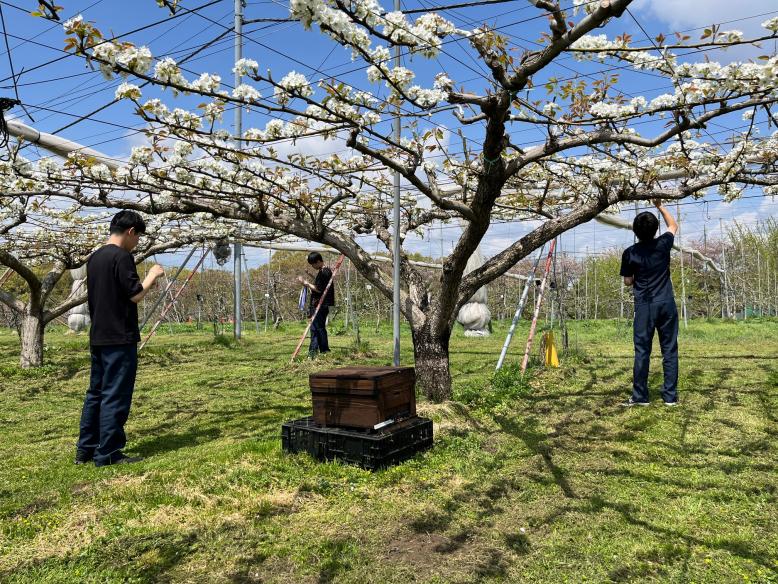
[19, 310, 45, 368]
[412, 325, 452, 402]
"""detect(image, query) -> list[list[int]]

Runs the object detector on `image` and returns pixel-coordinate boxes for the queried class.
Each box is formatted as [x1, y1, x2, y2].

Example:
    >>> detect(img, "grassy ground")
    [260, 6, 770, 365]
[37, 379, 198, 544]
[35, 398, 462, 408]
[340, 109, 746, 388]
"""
[0, 318, 776, 583]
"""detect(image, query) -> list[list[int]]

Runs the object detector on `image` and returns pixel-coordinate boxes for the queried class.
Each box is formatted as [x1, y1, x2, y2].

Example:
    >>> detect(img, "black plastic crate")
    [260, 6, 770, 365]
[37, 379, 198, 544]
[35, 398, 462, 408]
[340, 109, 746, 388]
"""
[281, 416, 433, 470]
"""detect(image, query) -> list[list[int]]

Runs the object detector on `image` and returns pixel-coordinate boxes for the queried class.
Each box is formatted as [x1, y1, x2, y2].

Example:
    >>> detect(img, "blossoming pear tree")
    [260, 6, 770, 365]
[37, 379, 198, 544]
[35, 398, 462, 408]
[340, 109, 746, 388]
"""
[0, 186, 277, 367]
[6, 0, 778, 397]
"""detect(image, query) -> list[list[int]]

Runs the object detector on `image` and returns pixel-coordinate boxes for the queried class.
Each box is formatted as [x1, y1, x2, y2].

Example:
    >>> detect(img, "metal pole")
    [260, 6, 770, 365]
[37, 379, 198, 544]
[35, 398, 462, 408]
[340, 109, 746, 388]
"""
[496, 245, 545, 370]
[584, 246, 589, 319]
[345, 259, 351, 329]
[140, 249, 210, 351]
[676, 202, 688, 328]
[758, 248, 762, 316]
[720, 218, 729, 318]
[391, 0, 401, 367]
[265, 248, 271, 332]
[242, 251, 260, 333]
[233, 0, 243, 339]
[740, 240, 747, 320]
[140, 246, 197, 330]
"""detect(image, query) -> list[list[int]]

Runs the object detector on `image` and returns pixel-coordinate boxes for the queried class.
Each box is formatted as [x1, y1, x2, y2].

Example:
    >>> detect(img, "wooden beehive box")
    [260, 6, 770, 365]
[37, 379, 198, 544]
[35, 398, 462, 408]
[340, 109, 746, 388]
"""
[309, 366, 416, 429]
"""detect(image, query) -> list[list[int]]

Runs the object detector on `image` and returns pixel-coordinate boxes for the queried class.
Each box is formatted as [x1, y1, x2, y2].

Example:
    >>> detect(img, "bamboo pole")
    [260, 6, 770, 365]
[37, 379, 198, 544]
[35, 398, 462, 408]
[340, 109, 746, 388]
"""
[521, 239, 557, 375]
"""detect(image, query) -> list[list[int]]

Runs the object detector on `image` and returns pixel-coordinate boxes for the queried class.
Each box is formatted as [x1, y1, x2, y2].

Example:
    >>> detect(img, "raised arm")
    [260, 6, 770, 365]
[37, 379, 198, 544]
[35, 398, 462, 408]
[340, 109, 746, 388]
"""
[653, 199, 678, 235]
[131, 264, 165, 304]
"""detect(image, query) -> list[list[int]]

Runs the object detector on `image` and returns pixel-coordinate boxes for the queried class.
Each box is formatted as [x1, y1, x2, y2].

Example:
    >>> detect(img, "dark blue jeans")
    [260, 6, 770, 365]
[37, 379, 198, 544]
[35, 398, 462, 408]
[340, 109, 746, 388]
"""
[633, 299, 679, 403]
[309, 305, 330, 356]
[77, 344, 138, 466]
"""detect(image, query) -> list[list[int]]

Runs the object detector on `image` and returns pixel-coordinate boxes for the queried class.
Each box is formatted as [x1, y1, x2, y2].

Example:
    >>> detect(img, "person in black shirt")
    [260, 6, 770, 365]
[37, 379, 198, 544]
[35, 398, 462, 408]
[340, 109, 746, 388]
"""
[297, 252, 334, 357]
[75, 211, 165, 466]
[619, 200, 679, 407]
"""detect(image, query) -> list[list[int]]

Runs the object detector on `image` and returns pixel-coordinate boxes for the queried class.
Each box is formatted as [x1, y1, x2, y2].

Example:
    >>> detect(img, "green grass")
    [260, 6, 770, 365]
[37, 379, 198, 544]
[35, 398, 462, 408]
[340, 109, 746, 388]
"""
[0, 318, 776, 583]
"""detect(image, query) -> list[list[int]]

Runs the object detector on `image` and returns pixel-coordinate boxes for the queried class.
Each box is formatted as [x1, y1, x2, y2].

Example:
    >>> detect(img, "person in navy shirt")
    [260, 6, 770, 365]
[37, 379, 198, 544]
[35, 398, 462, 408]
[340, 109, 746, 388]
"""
[619, 200, 679, 407]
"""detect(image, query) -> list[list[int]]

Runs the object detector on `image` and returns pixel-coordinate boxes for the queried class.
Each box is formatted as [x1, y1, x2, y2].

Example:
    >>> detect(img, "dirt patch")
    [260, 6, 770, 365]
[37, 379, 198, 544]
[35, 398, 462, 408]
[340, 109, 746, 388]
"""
[384, 532, 455, 569]
[10, 496, 56, 519]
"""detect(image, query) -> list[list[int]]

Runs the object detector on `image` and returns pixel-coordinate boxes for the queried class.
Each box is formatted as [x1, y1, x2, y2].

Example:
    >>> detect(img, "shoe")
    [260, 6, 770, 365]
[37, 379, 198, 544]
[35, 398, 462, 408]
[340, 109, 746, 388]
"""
[620, 397, 650, 407]
[95, 453, 144, 467]
[663, 401, 679, 407]
[74, 449, 93, 465]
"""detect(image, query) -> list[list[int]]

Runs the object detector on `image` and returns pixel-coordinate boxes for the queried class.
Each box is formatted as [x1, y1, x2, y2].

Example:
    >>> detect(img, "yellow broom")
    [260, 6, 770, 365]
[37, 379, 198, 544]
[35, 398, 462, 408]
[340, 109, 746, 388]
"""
[542, 330, 560, 367]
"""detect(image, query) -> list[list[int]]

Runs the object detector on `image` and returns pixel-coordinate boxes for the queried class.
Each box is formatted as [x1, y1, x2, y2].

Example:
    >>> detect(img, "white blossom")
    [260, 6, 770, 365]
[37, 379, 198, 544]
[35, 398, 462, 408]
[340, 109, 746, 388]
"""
[189, 73, 221, 93]
[154, 58, 187, 87]
[233, 58, 259, 76]
[762, 17, 778, 33]
[274, 71, 314, 105]
[115, 82, 141, 101]
[232, 84, 262, 102]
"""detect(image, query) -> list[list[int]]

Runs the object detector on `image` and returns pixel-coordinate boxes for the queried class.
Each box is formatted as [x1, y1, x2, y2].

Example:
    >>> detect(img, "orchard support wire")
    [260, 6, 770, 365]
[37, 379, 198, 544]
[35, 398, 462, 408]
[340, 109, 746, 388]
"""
[139, 248, 210, 351]
[496, 244, 546, 370]
[291, 254, 345, 362]
[521, 239, 557, 375]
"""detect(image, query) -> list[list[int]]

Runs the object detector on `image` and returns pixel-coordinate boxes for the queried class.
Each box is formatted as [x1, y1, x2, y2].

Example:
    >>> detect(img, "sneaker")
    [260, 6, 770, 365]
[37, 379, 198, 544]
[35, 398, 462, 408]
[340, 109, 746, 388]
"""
[620, 397, 650, 407]
[95, 454, 144, 467]
[74, 449, 93, 465]
[663, 401, 679, 407]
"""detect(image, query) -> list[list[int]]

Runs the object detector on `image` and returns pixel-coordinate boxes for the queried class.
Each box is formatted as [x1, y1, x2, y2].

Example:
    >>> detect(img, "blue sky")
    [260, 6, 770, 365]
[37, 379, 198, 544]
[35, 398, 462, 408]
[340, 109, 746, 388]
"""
[2, 0, 776, 270]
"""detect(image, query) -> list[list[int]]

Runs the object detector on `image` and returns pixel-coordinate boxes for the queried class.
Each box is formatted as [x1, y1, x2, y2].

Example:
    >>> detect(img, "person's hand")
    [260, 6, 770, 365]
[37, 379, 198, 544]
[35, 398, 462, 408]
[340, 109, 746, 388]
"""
[149, 264, 165, 280]
[652, 198, 664, 209]
[296, 275, 305, 285]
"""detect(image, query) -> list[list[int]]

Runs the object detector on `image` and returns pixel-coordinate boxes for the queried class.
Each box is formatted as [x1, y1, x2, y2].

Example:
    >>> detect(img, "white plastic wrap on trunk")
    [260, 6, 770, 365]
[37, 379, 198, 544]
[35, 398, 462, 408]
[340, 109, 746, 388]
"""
[67, 266, 90, 333]
[68, 314, 90, 332]
[458, 302, 492, 336]
[456, 246, 491, 336]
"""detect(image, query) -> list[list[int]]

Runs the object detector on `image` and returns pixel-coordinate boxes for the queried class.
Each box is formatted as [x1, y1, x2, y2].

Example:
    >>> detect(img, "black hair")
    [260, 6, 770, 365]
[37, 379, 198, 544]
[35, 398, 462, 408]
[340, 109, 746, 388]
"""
[109, 210, 146, 235]
[632, 211, 659, 242]
[307, 251, 323, 265]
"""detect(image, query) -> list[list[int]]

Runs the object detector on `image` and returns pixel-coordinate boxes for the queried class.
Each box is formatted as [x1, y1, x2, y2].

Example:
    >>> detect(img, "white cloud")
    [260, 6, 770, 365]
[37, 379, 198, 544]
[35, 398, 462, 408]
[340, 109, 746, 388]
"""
[634, 0, 776, 62]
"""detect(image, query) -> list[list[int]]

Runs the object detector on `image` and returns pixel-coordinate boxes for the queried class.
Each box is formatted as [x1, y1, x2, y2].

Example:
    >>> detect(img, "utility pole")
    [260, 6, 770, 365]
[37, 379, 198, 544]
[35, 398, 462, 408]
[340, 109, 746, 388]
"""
[720, 218, 729, 318]
[676, 202, 688, 328]
[344, 259, 351, 329]
[740, 240, 747, 320]
[265, 248, 271, 331]
[757, 248, 761, 316]
[703, 224, 709, 318]
[233, 0, 244, 339]
[242, 250, 259, 333]
[391, 0, 401, 367]
[593, 221, 598, 320]
[584, 246, 589, 320]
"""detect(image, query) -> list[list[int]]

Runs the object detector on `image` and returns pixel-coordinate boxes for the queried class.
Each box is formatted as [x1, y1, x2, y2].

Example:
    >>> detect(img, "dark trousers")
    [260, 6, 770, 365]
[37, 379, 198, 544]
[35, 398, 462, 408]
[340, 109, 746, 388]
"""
[77, 344, 138, 466]
[309, 305, 330, 356]
[633, 299, 679, 403]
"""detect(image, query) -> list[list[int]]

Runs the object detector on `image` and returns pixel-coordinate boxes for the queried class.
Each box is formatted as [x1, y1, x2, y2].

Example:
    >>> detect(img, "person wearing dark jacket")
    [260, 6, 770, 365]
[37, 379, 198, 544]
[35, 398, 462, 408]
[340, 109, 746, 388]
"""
[75, 211, 165, 466]
[297, 252, 334, 357]
[619, 200, 680, 407]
